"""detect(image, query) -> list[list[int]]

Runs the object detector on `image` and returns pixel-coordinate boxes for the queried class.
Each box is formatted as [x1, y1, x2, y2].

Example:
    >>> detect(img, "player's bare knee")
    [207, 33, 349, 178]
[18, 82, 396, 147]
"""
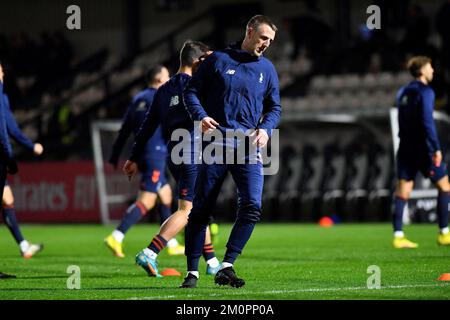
[2, 198, 14, 207]
[158, 184, 173, 205]
[2, 188, 14, 207]
[436, 184, 450, 193]
[395, 192, 410, 200]
[437, 183, 450, 193]
[159, 196, 172, 208]
[395, 182, 413, 200]
[178, 200, 193, 213]
[138, 193, 157, 211]
[436, 176, 450, 192]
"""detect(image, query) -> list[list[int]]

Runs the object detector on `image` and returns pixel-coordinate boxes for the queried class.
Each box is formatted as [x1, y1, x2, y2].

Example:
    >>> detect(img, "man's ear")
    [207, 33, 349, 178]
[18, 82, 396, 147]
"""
[247, 27, 254, 38]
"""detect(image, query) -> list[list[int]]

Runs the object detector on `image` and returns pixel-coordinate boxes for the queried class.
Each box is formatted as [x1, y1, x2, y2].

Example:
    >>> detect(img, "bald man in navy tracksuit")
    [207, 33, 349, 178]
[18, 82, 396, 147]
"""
[180, 15, 282, 288]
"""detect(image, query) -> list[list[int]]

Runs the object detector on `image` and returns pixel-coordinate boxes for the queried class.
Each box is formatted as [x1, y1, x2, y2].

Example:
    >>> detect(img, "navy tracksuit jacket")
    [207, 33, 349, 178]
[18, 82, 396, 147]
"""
[130, 74, 194, 160]
[0, 84, 16, 199]
[111, 88, 167, 163]
[111, 88, 169, 191]
[130, 73, 201, 201]
[2, 94, 35, 152]
[183, 42, 282, 267]
[2, 93, 36, 188]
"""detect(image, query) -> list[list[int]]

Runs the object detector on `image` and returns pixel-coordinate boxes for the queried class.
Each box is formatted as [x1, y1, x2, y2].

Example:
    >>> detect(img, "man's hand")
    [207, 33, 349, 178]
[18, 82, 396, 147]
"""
[250, 129, 269, 148]
[123, 160, 138, 181]
[33, 143, 44, 156]
[199, 51, 213, 62]
[433, 150, 443, 167]
[6, 158, 18, 175]
[201, 117, 219, 134]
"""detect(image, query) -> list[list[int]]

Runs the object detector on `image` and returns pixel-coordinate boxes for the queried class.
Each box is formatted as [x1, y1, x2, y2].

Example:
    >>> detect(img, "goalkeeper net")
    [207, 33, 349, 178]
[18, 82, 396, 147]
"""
[91, 120, 141, 225]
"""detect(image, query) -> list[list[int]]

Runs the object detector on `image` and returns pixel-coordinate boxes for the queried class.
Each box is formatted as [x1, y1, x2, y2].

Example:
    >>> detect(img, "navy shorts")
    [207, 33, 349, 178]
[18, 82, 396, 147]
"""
[167, 139, 199, 202]
[168, 161, 197, 202]
[397, 152, 448, 183]
[138, 158, 168, 193]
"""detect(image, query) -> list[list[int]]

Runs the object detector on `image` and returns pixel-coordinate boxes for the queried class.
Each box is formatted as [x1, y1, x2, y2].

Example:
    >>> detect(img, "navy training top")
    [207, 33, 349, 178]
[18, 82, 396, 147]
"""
[396, 80, 441, 156]
[111, 88, 167, 163]
[183, 42, 282, 137]
[130, 73, 193, 162]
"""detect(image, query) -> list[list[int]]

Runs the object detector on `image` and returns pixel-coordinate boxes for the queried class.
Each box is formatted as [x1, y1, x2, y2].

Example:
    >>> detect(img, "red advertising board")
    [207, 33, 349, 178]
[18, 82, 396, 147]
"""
[8, 161, 101, 223]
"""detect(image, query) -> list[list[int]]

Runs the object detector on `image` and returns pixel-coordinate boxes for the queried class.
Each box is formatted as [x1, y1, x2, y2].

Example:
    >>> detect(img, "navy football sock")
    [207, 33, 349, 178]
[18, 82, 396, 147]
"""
[148, 234, 168, 254]
[117, 201, 147, 234]
[159, 203, 171, 225]
[202, 243, 216, 261]
[393, 196, 407, 233]
[185, 220, 207, 272]
[187, 256, 201, 272]
[224, 219, 255, 264]
[437, 191, 450, 229]
[2, 206, 24, 244]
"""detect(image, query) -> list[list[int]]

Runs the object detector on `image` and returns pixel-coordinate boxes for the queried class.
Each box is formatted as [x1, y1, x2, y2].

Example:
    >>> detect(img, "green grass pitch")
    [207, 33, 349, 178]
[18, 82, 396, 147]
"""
[0, 223, 449, 300]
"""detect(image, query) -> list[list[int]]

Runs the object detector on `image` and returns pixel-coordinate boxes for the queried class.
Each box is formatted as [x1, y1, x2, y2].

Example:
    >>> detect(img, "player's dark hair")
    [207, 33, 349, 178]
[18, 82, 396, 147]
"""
[246, 15, 278, 33]
[180, 40, 210, 67]
[407, 56, 432, 78]
[145, 65, 165, 84]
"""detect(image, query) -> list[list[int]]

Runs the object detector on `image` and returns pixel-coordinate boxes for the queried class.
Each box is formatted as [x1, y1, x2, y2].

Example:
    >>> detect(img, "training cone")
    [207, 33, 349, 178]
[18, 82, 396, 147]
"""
[319, 216, 334, 227]
[161, 268, 182, 277]
[438, 273, 450, 281]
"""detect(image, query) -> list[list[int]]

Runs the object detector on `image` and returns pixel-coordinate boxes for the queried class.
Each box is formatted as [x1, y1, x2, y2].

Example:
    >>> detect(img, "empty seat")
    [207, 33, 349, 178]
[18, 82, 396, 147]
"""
[328, 75, 345, 92]
[394, 71, 412, 87]
[281, 97, 294, 112]
[359, 91, 378, 109]
[323, 92, 344, 110]
[293, 97, 310, 111]
[341, 92, 361, 109]
[275, 58, 292, 74]
[73, 72, 98, 90]
[309, 75, 328, 95]
[308, 94, 328, 111]
[375, 72, 395, 90]
[361, 73, 377, 91]
[341, 74, 361, 92]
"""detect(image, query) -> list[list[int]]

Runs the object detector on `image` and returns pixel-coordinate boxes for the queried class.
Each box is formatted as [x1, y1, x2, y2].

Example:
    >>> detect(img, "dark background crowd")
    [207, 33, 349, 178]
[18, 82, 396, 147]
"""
[0, 0, 449, 160]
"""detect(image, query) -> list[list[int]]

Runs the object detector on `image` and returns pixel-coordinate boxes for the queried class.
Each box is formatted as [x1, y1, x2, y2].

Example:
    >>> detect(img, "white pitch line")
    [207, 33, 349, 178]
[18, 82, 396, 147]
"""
[127, 283, 450, 300]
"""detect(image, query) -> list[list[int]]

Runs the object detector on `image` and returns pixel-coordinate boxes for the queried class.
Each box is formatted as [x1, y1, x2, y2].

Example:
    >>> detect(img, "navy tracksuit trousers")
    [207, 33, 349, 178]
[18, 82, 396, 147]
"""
[185, 157, 264, 271]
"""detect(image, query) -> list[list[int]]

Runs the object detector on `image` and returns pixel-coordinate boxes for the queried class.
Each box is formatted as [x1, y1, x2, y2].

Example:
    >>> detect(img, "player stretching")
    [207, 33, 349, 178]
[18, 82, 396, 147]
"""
[180, 15, 281, 288]
[0, 63, 43, 259]
[105, 65, 183, 258]
[393, 56, 450, 248]
[124, 40, 221, 277]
